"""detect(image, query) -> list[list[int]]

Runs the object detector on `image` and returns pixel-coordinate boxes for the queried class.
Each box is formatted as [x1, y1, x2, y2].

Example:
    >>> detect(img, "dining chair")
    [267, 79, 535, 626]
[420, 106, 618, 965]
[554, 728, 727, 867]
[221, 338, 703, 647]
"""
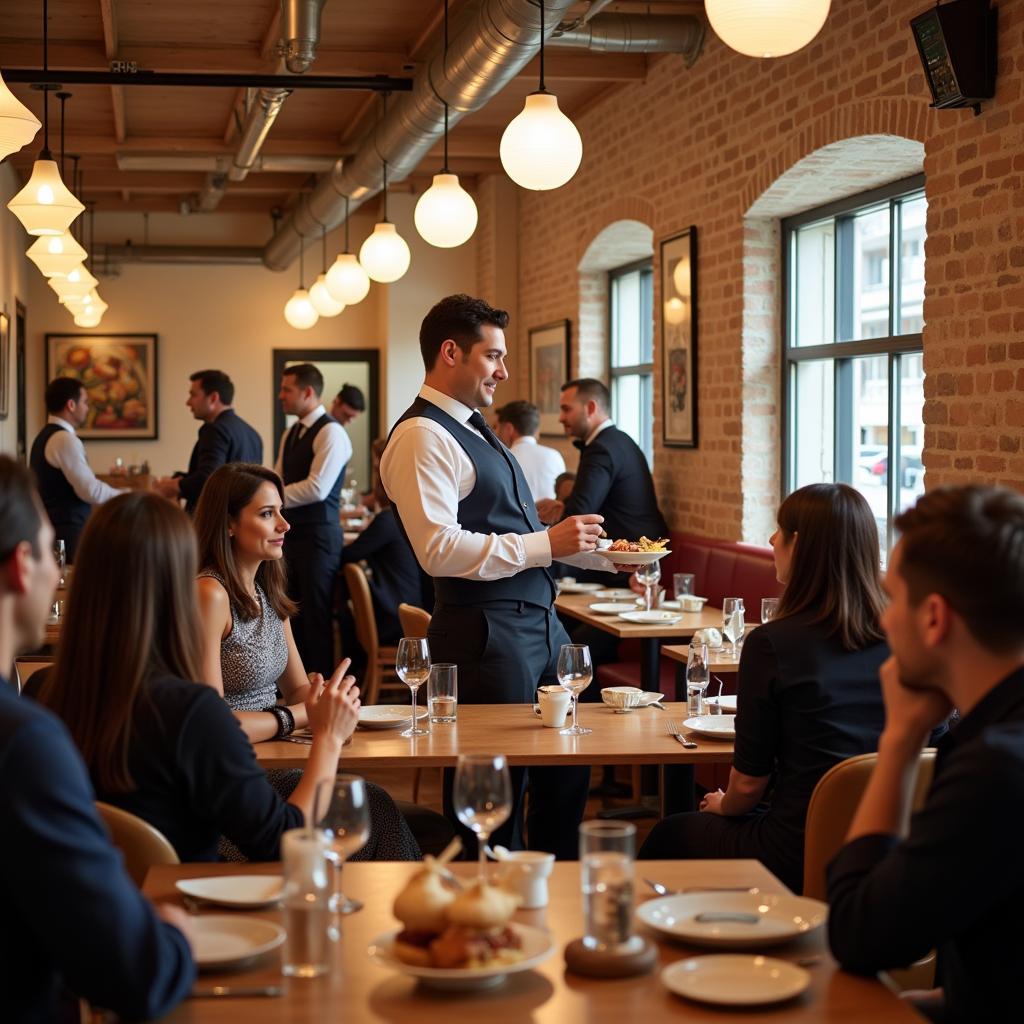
[802, 748, 937, 990]
[342, 563, 402, 705]
[398, 602, 431, 638]
[95, 802, 179, 887]
[12, 657, 53, 694]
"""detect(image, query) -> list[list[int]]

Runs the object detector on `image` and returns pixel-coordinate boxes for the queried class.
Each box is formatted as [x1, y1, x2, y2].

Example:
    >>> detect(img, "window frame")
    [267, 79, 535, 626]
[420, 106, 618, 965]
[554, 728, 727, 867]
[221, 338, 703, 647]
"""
[780, 174, 926, 552]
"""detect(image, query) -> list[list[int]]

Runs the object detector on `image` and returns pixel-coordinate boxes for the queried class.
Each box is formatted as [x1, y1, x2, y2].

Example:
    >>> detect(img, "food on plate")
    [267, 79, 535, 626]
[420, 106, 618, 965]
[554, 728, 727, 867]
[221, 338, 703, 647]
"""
[608, 536, 669, 553]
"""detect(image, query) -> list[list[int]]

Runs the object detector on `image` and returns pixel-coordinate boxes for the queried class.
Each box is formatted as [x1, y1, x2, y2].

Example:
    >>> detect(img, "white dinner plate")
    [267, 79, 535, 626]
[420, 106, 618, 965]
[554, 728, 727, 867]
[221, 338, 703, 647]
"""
[637, 892, 827, 950]
[358, 705, 430, 730]
[618, 610, 683, 625]
[589, 602, 639, 615]
[705, 695, 738, 713]
[598, 549, 669, 566]
[192, 915, 286, 971]
[682, 714, 736, 739]
[368, 923, 554, 990]
[661, 955, 810, 1006]
[176, 875, 283, 909]
[594, 588, 635, 599]
[558, 581, 605, 593]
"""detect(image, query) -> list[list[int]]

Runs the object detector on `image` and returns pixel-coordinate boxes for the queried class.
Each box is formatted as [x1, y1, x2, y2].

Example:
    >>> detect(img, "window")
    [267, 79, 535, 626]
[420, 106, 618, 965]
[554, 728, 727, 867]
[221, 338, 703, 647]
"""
[609, 260, 654, 464]
[783, 176, 926, 554]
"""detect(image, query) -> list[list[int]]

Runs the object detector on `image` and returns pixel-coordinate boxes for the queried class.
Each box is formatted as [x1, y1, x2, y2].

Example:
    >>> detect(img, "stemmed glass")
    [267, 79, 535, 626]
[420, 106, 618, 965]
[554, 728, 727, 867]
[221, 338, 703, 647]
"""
[396, 637, 430, 738]
[635, 561, 662, 612]
[453, 754, 512, 881]
[558, 643, 593, 736]
[723, 598, 745, 658]
[316, 775, 370, 915]
[54, 539, 66, 588]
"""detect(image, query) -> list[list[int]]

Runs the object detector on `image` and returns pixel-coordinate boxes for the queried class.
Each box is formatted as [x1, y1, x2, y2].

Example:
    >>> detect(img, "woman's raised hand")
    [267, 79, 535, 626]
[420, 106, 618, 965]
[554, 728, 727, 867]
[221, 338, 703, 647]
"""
[306, 658, 361, 746]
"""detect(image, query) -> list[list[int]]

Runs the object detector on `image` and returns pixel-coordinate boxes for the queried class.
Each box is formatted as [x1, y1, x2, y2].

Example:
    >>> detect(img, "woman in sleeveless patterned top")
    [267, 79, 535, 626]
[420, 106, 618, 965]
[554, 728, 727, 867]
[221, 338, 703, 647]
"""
[194, 463, 419, 861]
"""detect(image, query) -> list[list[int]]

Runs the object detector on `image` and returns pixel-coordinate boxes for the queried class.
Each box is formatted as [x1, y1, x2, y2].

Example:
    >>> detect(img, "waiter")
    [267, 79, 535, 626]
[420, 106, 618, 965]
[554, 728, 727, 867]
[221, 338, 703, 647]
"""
[274, 363, 349, 675]
[381, 293, 617, 858]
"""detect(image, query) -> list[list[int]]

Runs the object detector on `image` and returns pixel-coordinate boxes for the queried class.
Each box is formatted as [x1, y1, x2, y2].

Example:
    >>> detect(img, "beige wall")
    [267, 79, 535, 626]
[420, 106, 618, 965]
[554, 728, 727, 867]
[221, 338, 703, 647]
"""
[0, 164, 31, 458]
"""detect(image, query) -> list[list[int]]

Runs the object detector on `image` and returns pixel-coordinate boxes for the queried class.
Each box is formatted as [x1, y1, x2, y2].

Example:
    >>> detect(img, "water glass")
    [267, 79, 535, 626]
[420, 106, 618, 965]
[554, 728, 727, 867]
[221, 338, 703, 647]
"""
[722, 598, 745, 657]
[557, 644, 593, 736]
[428, 663, 458, 723]
[453, 754, 512, 881]
[579, 821, 636, 952]
[635, 562, 662, 612]
[316, 775, 370, 915]
[686, 642, 710, 717]
[673, 572, 695, 598]
[761, 597, 780, 623]
[54, 539, 66, 588]
[281, 829, 331, 978]
[395, 637, 430, 737]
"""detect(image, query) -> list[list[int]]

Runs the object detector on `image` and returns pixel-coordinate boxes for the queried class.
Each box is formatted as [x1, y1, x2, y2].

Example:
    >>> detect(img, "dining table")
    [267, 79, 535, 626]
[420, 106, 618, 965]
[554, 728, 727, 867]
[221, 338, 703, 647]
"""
[142, 858, 922, 1023]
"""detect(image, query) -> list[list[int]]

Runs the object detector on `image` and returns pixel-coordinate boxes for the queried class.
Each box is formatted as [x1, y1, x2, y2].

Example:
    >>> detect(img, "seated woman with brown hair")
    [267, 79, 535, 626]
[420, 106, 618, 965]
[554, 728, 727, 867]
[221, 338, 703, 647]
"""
[640, 483, 900, 892]
[31, 491, 359, 863]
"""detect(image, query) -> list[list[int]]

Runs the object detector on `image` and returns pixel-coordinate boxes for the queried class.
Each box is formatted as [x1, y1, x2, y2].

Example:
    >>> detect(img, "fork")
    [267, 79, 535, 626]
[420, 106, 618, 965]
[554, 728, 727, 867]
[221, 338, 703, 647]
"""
[667, 719, 698, 749]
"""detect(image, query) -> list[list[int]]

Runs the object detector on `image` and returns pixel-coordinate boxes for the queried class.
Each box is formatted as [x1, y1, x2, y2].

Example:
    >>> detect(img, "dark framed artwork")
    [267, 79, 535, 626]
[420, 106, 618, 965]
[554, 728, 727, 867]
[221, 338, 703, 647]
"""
[0, 312, 9, 421]
[660, 226, 698, 448]
[529, 319, 570, 436]
[45, 334, 158, 439]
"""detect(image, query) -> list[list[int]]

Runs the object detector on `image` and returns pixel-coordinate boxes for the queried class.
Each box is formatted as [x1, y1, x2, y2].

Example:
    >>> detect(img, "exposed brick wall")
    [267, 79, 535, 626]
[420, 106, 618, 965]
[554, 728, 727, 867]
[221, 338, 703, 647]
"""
[494, 0, 1023, 540]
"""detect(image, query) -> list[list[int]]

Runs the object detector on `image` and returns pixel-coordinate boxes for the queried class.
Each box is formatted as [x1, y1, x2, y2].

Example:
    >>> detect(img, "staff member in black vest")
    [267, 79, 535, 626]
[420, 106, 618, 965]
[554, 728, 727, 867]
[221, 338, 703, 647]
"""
[274, 363, 349, 675]
[154, 369, 262, 514]
[381, 294, 618, 859]
[30, 377, 124, 563]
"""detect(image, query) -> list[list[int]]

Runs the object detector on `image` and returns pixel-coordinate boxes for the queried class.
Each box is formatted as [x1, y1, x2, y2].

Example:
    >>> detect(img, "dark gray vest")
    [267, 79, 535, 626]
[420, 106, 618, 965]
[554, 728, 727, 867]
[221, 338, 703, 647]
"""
[281, 414, 344, 527]
[30, 423, 90, 556]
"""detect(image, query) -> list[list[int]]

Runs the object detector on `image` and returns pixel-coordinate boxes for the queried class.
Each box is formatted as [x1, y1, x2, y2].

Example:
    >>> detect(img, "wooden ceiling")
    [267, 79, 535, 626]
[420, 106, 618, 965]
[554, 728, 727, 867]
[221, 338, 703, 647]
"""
[2, 0, 699, 222]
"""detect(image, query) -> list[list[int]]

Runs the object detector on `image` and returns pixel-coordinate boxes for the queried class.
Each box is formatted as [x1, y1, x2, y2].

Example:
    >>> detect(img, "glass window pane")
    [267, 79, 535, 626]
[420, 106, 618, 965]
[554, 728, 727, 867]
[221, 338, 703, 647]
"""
[612, 374, 642, 454]
[841, 207, 891, 342]
[897, 352, 925, 513]
[898, 194, 927, 335]
[792, 359, 834, 488]
[847, 355, 890, 553]
[612, 271, 641, 368]
[794, 220, 835, 347]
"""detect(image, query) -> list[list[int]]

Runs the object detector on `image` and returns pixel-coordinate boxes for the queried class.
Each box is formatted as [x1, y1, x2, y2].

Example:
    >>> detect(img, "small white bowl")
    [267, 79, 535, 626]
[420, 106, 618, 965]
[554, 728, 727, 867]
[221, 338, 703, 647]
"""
[679, 595, 709, 613]
[601, 686, 644, 711]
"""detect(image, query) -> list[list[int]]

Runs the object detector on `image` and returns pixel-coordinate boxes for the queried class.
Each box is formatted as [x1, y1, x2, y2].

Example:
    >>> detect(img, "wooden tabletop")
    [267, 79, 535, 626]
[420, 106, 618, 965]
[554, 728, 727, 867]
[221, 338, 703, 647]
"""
[555, 593, 725, 640]
[255, 702, 735, 771]
[144, 859, 920, 1024]
[662, 643, 741, 674]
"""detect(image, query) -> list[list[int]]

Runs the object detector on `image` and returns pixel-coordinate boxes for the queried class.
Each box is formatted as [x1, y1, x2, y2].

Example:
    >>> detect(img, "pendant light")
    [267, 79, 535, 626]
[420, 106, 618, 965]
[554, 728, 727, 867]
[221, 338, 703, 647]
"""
[500, 0, 582, 191]
[325, 195, 371, 304]
[705, 0, 831, 58]
[283, 233, 319, 330]
[414, 0, 478, 248]
[27, 230, 86, 277]
[6, 1, 84, 236]
[49, 263, 98, 301]
[308, 222, 345, 317]
[72, 291, 107, 328]
[0, 71, 41, 161]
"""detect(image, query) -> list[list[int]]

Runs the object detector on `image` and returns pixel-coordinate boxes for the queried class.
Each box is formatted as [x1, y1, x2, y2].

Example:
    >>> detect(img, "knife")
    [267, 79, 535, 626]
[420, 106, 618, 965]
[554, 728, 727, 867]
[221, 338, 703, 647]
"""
[190, 985, 285, 998]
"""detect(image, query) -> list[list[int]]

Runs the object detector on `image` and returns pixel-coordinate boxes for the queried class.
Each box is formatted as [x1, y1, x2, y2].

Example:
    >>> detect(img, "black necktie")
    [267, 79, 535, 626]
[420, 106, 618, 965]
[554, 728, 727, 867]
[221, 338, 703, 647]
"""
[468, 411, 504, 454]
[285, 421, 302, 454]
[573, 439, 585, 451]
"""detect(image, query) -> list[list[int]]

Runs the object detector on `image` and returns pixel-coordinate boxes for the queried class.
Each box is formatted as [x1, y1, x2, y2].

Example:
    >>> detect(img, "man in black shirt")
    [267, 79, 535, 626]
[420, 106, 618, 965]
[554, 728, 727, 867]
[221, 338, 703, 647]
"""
[828, 485, 1024, 1023]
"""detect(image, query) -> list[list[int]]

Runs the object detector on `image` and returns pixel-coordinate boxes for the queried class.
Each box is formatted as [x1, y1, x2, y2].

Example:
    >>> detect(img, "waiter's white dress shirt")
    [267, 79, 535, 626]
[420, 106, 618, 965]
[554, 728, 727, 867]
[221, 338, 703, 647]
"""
[43, 416, 122, 505]
[510, 436, 565, 501]
[274, 403, 352, 508]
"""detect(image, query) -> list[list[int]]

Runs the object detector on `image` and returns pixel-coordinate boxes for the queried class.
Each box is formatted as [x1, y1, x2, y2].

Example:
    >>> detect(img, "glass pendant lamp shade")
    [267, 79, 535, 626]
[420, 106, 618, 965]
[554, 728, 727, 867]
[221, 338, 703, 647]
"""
[49, 264, 98, 300]
[284, 288, 319, 330]
[705, 0, 831, 58]
[0, 73, 41, 161]
[414, 173, 478, 248]
[27, 230, 87, 277]
[325, 252, 371, 305]
[359, 222, 411, 284]
[500, 92, 582, 191]
[7, 158, 85, 236]
[309, 273, 345, 317]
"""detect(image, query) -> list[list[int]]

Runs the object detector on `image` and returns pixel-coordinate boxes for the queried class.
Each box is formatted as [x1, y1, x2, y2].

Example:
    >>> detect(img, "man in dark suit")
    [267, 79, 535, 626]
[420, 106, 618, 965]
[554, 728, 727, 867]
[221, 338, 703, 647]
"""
[154, 369, 262, 514]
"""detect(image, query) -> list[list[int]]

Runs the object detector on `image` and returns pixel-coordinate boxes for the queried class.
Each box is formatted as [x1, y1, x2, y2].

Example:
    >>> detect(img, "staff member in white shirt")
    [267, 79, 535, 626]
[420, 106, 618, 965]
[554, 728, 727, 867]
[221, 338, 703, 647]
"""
[29, 377, 124, 562]
[274, 363, 351, 675]
[494, 400, 566, 502]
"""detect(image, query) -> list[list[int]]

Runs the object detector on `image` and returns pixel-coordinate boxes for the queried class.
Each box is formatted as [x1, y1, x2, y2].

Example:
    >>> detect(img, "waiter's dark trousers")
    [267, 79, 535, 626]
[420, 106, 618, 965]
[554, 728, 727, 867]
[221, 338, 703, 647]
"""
[284, 523, 342, 676]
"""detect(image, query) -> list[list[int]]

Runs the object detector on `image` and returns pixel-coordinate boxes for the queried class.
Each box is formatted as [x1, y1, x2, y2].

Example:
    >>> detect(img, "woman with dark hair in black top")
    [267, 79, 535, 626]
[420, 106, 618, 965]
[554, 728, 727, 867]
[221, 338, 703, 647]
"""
[639, 483, 892, 892]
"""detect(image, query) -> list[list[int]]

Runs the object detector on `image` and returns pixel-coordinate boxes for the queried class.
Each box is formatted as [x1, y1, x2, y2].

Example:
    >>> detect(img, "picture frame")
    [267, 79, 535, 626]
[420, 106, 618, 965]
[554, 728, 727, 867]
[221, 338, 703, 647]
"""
[660, 226, 698, 448]
[529, 319, 571, 436]
[0, 312, 9, 421]
[45, 333, 158, 439]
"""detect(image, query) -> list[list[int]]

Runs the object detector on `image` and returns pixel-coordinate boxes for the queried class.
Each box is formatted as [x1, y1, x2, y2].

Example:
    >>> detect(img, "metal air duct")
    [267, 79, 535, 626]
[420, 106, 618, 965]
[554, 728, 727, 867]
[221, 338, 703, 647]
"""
[282, 0, 327, 75]
[549, 14, 706, 65]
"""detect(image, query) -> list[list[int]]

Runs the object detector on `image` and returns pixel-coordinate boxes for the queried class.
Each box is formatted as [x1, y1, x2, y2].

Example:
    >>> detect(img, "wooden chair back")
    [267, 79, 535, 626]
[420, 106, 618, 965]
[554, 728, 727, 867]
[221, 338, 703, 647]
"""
[13, 658, 53, 694]
[398, 603, 431, 638]
[343, 563, 401, 704]
[95, 801, 179, 887]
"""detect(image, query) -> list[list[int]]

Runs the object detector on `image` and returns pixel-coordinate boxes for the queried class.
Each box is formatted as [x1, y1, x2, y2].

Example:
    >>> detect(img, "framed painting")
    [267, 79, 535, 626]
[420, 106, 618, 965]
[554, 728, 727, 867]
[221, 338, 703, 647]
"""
[529, 319, 570, 436]
[0, 312, 9, 421]
[45, 334, 158, 439]
[660, 226, 698, 448]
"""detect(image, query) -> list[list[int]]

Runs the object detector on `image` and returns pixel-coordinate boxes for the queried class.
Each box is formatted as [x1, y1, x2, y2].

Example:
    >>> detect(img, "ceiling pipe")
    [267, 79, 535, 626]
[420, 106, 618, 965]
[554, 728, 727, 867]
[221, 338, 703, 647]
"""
[281, 0, 327, 74]
[262, 0, 577, 271]
[93, 244, 265, 270]
[116, 153, 337, 173]
[549, 14, 706, 65]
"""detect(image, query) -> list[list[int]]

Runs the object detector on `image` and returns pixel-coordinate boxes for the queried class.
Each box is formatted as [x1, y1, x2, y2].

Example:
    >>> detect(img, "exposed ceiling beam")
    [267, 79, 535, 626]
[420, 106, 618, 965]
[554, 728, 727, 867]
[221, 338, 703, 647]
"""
[223, 87, 247, 144]
[80, 170, 312, 191]
[98, 0, 127, 144]
[8, 135, 348, 157]
[338, 92, 379, 148]
[259, 2, 283, 62]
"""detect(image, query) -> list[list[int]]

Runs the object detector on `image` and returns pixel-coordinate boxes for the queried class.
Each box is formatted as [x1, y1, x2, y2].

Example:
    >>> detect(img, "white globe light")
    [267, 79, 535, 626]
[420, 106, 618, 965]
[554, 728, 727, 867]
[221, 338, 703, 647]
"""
[283, 288, 319, 330]
[325, 252, 371, 305]
[414, 173, 479, 248]
[664, 297, 688, 326]
[500, 92, 582, 191]
[0, 72, 41, 161]
[705, 0, 831, 58]
[7, 158, 85, 236]
[308, 274, 345, 317]
[27, 230, 87, 277]
[358, 222, 411, 284]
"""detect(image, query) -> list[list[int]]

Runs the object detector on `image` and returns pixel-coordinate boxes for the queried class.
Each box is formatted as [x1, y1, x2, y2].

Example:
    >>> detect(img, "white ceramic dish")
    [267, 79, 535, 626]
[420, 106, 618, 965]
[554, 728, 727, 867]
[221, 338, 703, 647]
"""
[368, 923, 554, 990]
[558, 581, 605, 593]
[589, 602, 639, 615]
[358, 705, 430, 730]
[594, 588, 635, 600]
[601, 688, 665, 712]
[705, 695, 738, 713]
[679, 595, 710, 612]
[619, 610, 683, 625]
[637, 892, 827, 950]
[661, 954, 810, 1006]
[682, 714, 736, 739]
[192, 915, 286, 971]
[598, 548, 669, 566]
[175, 875, 283, 909]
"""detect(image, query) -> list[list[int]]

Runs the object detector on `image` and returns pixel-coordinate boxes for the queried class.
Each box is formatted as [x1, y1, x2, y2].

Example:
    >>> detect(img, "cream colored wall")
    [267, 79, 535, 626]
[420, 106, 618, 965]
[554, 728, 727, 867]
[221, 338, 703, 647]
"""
[0, 164, 31, 458]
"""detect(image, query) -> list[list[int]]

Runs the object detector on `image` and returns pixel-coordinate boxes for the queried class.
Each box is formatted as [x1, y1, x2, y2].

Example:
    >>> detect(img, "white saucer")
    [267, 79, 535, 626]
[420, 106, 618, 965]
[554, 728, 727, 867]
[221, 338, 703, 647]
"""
[176, 875, 283, 909]
[661, 954, 810, 1006]
[594, 588, 635, 599]
[619, 610, 683, 625]
[359, 705, 430, 730]
[682, 714, 736, 739]
[192, 915, 286, 971]
[589, 602, 638, 615]
[558, 581, 605, 593]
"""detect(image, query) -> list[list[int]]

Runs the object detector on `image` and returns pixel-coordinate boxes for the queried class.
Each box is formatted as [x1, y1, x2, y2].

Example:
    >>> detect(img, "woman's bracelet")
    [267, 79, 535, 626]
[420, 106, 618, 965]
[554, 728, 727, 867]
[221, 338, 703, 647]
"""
[263, 704, 296, 738]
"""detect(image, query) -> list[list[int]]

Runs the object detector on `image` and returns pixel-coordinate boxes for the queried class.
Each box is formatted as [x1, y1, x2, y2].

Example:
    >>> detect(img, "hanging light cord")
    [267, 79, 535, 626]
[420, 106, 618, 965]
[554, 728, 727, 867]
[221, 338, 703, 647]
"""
[382, 159, 389, 222]
[58, 91, 68, 177]
[539, 0, 547, 93]
[442, 0, 449, 173]
[293, 224, 306, 288]
[321, 222, 328, 273]
[42, 0, 51, 156]
[344, 194, 350, 253]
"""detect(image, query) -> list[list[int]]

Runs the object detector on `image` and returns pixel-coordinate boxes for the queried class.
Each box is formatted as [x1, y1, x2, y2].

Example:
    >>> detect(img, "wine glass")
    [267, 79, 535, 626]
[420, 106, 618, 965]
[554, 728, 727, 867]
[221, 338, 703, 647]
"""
[395, 637, 430, 737]
[316, 775, 370, 915]
[54, 539, 66, 588]
[453, 754, 512, 881]
[558, 643, 593, 736]
[635, 561, 662, 612]
[723, 598, 745, 658]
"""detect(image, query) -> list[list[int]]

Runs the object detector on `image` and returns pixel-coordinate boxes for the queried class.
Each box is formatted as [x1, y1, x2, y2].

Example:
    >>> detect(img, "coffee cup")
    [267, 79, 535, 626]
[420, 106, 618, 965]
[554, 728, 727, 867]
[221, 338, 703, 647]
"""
[497, 850, 554, 909]
[537, 685, 571, 727]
